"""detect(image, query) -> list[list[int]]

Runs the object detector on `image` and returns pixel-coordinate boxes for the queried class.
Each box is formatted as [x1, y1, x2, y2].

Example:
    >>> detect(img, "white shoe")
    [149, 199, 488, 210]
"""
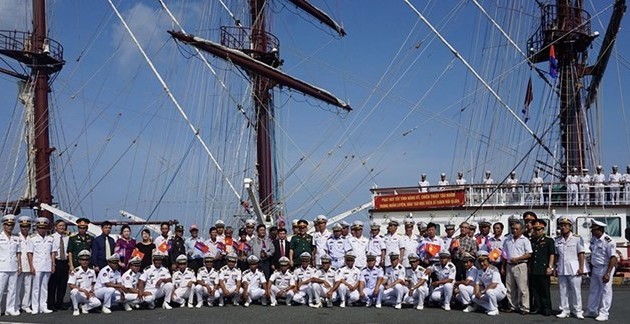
[101, 306, 111, 314]
[375, 303, 382, 309]
[442, 304, 451, 311]
[556, 312, 570, 318]
[162, 302, 172, 310]
[339, 301, 346, 308]
[270, 301, 277, 307]
[21, 307, 33, 314]
[5, 310, 20, 316]
[196, 302, 203, 308]
[487, 309, 499, 316]
[187, 302, 194, 308]
[233, 298, 239, 306]
[416, 304, 423, 310]
[463, 305, 476, 313]
[595, 315, 608, 322]
[40, 309, 53, 314]
[124, 303, 133, 311]
[365, 299, 371, 307]
[576, 313, 585, 320]
[244, 301, 250, 307]
[394, 303, 402, 309]
[73, 309, 80, 316]
[311, 302, 322, 308]
[218, 298, 224, 307]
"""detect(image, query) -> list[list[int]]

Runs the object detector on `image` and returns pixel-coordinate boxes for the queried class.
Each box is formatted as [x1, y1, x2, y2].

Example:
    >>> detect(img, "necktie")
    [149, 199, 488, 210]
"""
[105, 236, 111, 259]
[59, 235, 66, 261]
[280, 241, 285, 257]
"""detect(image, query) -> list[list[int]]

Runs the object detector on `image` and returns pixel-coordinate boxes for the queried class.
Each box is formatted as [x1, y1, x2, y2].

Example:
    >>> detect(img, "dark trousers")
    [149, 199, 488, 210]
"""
[259, 259, 272, 280]
[530, 274, 552, 315]
[453, 259, 466, 281]
[48, 259, 69, 308]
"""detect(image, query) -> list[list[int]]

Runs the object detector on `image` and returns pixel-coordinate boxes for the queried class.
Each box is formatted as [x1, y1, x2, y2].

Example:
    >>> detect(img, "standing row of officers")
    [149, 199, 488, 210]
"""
[0, 213, 617, 321]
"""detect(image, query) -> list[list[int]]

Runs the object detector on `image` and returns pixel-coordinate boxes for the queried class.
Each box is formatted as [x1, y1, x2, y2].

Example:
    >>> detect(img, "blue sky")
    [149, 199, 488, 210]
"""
[0, 0, 629, 230]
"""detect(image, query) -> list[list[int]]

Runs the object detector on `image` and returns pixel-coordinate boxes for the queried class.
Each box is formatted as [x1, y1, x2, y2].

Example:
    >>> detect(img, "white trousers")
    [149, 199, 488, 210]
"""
[430, 283, 453, 306]
[472, 288, 506, 311]
[587, 266, 614, 317]
[31, 271, 51, 313]
[0, 271, 18, 314]
[580, 185, 590, 205]
[624, 184, 630, 203]
[194, 285, 221, 303]
[16, 272, 33, 311]
[382, 283, 408, 305]
[567, 184, 578, 205]
[270, 286, 294, 305]
[455, 284, 474, 305]
[245, 286, 265, 303]
[558, 275, 583, 316]
[337, 283, 360, 304]
[594, 185, 605, 204]
[361, 286, 383, 305]
[69, 289, 101, 311]
[404, 286, 429, 306]
[292, 285, 310, 304]
[172, 287, 194, 305]
[610, 186, 620, 205]
[95, 287, 116, 308]
[310, 283, 337, 304]
[145, 282, 174, 304]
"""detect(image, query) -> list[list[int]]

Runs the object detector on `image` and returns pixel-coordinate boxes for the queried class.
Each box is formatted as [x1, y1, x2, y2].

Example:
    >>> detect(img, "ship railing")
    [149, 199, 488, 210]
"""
[371, 183, 630, 208]
[0, 30, 64, 65]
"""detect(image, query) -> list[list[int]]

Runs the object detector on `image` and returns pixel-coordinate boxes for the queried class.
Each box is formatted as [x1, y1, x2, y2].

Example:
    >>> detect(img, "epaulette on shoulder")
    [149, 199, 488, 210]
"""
[73, 267, 82, 273]
[243, 269, 251, 275]
[29, 233, 38, 238]
[573, 234, 580, 237]
[604, 236, 612, 243]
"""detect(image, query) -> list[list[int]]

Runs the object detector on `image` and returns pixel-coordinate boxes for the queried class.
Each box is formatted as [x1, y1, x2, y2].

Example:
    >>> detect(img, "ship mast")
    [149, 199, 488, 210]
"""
[527, 0, 626, 177]
[169, 0, 349, 224]
[0, 0, 64, 222]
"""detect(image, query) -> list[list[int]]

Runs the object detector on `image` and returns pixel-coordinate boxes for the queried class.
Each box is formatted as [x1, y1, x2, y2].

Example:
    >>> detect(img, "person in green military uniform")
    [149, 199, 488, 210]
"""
[289, 219, 314, 268]
[529, 219, 555, 316]
[67, 218, 94, 271]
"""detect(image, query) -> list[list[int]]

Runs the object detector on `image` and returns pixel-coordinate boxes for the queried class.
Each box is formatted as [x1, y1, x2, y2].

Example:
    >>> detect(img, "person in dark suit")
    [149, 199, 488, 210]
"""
[90, 221, 115, 272]
[272, 228, 290, 271]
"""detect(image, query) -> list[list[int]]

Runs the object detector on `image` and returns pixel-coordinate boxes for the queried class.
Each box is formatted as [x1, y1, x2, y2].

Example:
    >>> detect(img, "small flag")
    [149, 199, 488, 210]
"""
[450, 239, 460, 249]
[522, 77, 533, 123]
[425, 243, 441, 257]
[215, 241, 226, 252]
[489, 248, 502, 262]
[195, 241, 209, 253]
[549, 44, 558, 78]
[131, 248, 145, 260]
[236, 242, 251, 253]
[157, 241, 169, 253]
[114, 245, 126, 258]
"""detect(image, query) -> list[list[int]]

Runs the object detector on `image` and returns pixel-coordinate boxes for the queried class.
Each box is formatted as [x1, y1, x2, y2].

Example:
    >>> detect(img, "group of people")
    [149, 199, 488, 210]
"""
[418, 165, 630, 206]
[0, 212, 617, 321]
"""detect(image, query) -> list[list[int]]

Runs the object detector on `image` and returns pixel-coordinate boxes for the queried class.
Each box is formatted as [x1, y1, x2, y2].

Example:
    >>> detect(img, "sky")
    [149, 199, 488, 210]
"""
[0, 0, 629, 231]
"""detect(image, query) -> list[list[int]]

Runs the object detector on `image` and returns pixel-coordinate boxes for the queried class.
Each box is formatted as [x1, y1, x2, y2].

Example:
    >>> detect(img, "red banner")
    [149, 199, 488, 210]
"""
[373, 190, 465, 211]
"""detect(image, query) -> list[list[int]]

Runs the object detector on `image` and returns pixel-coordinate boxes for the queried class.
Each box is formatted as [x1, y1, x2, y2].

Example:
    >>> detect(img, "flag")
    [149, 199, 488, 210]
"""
[424, 243, 441, 257]
[130, 248, 145, 260]
[522, 77, 533, 123]
[157, 241, 169, 253]
[215, 241, 226, 252]
[489, 248, 502, 262]
[549, 44, 558, 78]
[114, 245, 126, 258]
[195, 241, 209, 253]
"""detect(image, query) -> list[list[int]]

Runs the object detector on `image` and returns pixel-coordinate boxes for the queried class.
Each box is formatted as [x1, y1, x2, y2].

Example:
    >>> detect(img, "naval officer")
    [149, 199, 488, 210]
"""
[0, 214, 21, 316]
[585, 219, 617, 321]
[554, 217, 585, 319]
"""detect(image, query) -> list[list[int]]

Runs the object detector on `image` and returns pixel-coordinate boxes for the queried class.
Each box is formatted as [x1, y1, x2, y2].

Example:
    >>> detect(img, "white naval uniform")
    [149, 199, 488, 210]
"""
[383, 233, 403, 267]
[404, 265, 429, 307]
[567, 174, 579, 205]
[437, 180, 449, 191]
[609, 172, 622, 204]
[310, 266, 337, 305]
[482, 177, 495, 203]
[419, 180, 430, 192]
[120, 269, 142, 306]
[531, 176, 544, 204]
[335, 265, 361, 305]
[171, 268, 196, 305]
[16, 232, 33, 312]
[382, 263, 408, 306]
[0, 231, 21, 314]
[139, 265, 174, 305]
[555, 233, 585, 317]
[429, 262, 456, 306]
[505, 177, 519, 204]
[400, 234, 419, 268]
[218, 265, 242, 303]
[347, 236, 368, 269]
[367, 234, 386, 265]
[579, 174, 591, 205]
[359, 266, 384, 306]
[27, 233, 54, 313]
[325, 236, 352, 269]
[624, 172, 630, 203]
[68, 267, 101, 311]
[587, 233, 616, 319]
[194, 266, 220, 304]
[455, 265, 478, 305]
[292, 265, 315, 304]
[313, 230, 331, 266]
[472, 265, 506, 312]
[242, 269, 266, 304]
[268, 270, 295, 305]
[94, 265, 121, 308]
[592, 173, 606, 205]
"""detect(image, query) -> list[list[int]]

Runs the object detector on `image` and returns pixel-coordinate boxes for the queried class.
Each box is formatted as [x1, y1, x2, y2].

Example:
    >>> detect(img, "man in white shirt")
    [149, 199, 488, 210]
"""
[137, 251, 174, 310]
[312, 215, 330, 267]
[241, 255, 267, 307]
[501, 220, 532, 314]
[171, 254, 197, 308]
[0, 215, 21, 316]
[49, 219, 69, 311]
[94, 254, 124, 314]
[554, 217, 585, 319]
[347, 221, 368, 269]
[27, 217, 55, 314]
[67, 250, 101, 316]
[331, 252, 361, 308]
[383, 220, 404, 268]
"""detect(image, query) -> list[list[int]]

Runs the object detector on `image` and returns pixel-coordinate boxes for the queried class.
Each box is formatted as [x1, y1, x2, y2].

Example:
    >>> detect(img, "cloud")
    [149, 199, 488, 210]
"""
[0, 0, 31, 30]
